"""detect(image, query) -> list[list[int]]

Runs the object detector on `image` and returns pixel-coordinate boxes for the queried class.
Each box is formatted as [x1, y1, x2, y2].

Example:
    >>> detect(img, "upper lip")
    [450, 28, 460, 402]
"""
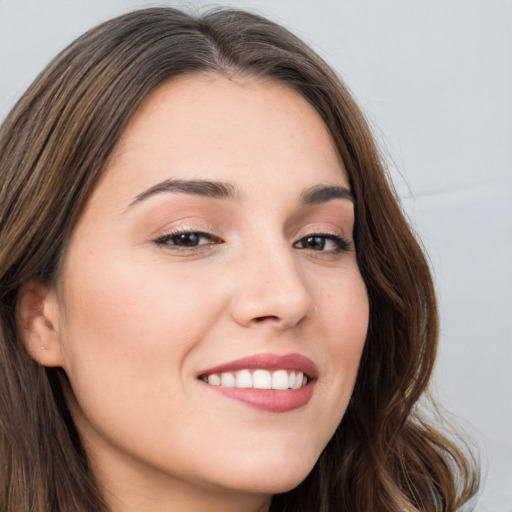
[198, 352, 319, 379]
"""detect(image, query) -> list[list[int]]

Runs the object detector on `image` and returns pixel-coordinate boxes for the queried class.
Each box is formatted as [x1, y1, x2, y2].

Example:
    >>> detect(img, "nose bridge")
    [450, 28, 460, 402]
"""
[230, 233, 314, 328]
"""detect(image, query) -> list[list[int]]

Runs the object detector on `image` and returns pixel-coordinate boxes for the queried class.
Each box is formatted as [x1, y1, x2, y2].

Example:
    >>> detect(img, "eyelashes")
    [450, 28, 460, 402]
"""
[293, 233, 350, 253]
[153, 231, 221, 249]
[152, 229, 352, 255]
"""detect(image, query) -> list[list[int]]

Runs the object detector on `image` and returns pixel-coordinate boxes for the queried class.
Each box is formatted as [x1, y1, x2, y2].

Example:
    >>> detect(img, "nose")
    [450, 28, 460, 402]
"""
[229, 241, 315, 329]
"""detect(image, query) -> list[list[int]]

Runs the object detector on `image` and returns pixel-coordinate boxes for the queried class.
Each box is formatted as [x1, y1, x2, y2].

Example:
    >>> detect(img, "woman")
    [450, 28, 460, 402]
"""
[0, 7, 479, 512]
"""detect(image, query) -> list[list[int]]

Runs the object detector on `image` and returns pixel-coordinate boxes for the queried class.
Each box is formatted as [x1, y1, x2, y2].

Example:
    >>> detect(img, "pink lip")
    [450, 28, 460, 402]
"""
[198, 353, 318, 413]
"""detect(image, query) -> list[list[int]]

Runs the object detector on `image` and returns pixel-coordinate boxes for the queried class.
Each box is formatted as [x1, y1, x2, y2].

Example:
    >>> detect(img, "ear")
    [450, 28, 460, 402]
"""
[16, 279, 65, 367]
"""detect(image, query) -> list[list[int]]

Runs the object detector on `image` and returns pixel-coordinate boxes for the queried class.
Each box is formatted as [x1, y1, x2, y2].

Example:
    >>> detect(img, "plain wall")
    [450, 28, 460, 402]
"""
[1, 1, 511, 509]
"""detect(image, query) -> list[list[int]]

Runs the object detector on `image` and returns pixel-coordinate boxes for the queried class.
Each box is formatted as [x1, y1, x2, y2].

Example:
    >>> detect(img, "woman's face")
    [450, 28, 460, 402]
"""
[48, 75, 369, 509]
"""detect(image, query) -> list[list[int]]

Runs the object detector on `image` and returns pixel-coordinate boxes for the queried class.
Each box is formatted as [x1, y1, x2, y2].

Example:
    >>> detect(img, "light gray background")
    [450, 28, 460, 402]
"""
[1, 1, 510, 509]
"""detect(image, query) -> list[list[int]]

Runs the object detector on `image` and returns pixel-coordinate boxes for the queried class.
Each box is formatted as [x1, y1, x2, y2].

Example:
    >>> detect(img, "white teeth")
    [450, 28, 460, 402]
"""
[235, 369, 252, 388]
[221, 373, 235, 388]
[208, 374, 221, 386]
[202, 369, 310, 390]
[271, 370, 289, 390]
[292, 371, 303, 389]
[253, 369, 272, 389]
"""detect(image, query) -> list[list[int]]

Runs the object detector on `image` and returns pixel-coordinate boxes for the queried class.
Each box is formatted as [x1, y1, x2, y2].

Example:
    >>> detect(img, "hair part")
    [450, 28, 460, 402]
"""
[0, 7, 479, 511]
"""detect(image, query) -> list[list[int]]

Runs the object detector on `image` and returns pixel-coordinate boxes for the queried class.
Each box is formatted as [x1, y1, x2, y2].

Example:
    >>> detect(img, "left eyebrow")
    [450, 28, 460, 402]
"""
[126, 178, 239, 210]
[300, 185, 355, 205]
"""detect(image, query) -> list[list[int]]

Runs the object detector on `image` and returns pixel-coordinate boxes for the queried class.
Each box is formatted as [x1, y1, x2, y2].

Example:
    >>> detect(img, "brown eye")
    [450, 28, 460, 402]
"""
[300, 236, 326, 251]
[153, 231, 220, 249]
[171, 233, 203, 247]
[294, 234, 350, 253]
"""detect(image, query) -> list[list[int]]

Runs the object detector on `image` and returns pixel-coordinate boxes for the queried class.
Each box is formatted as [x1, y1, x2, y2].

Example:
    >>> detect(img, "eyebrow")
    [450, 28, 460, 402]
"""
[128, 178, 238, 208]
[126, 179, 354, 209]
[299, 185, 355, 205]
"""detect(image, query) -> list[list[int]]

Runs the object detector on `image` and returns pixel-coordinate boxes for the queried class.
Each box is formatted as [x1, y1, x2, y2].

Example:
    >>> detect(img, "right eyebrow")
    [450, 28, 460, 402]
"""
[300, 185, 355, 205]
[126, 178, 239, 210]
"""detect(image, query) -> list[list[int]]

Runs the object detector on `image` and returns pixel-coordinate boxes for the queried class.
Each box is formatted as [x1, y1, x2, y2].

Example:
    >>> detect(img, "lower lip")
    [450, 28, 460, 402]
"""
[203, 382, 315, 413]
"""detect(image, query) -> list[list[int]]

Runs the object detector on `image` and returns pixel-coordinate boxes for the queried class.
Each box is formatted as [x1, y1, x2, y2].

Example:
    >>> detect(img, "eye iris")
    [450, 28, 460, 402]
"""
[305, 236, 326, 250]
[175, 233, 201, 246]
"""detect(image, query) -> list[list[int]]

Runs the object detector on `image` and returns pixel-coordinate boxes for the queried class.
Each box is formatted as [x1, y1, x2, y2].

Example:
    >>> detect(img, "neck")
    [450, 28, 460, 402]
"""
[104, 481, 271, 512]
[90, 449, 271, 512]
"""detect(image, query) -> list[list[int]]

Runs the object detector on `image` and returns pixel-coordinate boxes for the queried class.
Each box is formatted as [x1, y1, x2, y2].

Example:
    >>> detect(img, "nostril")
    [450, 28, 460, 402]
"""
[254, 315, 279, 323]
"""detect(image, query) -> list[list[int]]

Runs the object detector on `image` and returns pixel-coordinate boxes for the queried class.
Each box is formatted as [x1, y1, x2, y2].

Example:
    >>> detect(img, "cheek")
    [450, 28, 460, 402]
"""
[55, 254, 231, 463]
[313, 268, 369, 399]
[57, 253, 227, 395]
[326, 284, 369, 361]
[317, 265, 369, 344]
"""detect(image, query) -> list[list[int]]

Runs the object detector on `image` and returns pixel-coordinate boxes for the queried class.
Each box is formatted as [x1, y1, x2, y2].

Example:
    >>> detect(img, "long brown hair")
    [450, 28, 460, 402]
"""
[0, 7, 479, 511]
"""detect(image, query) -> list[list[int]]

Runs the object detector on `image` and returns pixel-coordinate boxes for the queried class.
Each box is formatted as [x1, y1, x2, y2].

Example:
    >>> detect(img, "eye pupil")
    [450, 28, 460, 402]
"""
[305, 236, 325, 250]
[176, 233, 200, 246]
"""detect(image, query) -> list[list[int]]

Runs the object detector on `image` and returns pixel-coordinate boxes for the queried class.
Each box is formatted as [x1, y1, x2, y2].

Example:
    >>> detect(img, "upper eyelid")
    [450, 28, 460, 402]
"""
[295, 229, 345, 238]
[293, 229, 350, 243]
[154, 230, 219, 241]
[152, 223, 218, 239]
[294, 233, 351, 246]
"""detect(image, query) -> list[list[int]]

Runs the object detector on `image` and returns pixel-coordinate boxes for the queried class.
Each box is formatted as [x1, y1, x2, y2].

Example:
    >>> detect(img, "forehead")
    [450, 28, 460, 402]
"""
[90, 74, 349, 216]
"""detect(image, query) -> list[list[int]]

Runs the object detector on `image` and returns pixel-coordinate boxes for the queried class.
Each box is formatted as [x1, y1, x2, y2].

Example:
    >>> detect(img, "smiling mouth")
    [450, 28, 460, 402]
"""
[199, 369, 309, 390]
[197, 353, 317, 412]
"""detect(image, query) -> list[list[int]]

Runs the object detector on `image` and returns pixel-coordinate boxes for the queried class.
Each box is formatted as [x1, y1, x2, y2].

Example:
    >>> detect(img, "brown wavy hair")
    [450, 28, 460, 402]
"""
[0, 7, 479, 512]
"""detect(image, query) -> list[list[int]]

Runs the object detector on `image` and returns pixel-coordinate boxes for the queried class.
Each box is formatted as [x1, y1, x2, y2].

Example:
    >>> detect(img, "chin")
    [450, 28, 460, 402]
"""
[226, 471, 312, 496]
[250, 471, 312, 495]
[211, 450, 319, 495]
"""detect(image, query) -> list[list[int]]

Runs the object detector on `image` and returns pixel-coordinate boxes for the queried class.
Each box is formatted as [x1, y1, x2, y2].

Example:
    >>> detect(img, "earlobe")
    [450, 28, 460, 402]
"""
[16, 279, 65, 367]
